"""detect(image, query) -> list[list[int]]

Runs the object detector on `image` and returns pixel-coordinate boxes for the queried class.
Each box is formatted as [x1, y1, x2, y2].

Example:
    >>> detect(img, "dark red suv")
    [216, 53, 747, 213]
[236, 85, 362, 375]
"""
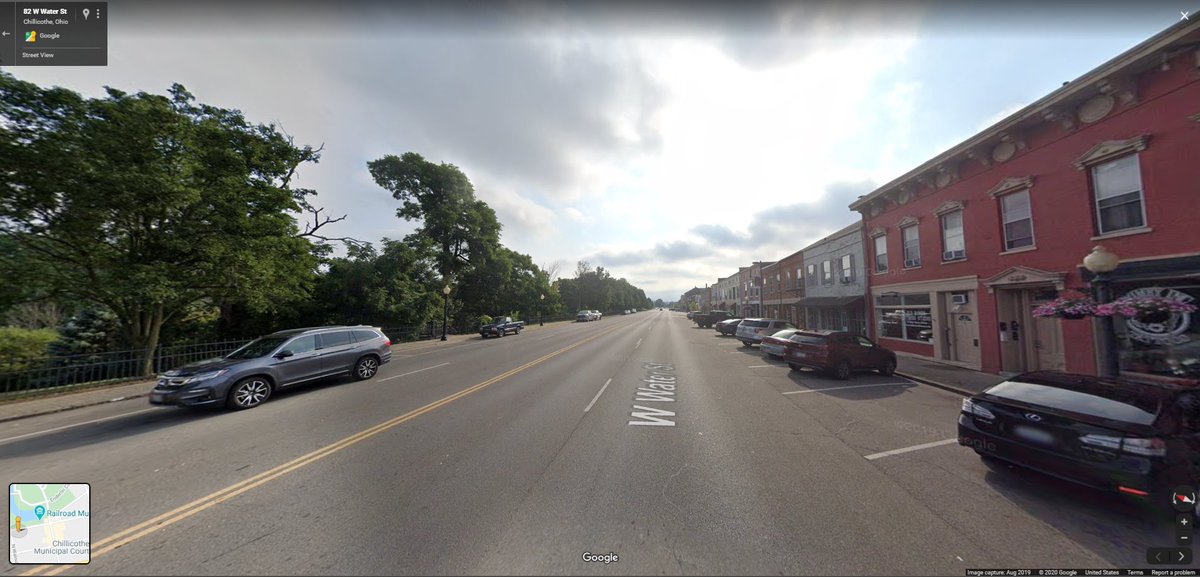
[783, 330, 897, 380]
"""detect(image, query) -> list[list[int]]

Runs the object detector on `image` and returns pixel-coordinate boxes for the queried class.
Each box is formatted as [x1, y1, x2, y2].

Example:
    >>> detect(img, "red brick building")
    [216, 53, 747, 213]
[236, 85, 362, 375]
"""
[761, 250, 805, 324]
[850, 18, 1200, 379]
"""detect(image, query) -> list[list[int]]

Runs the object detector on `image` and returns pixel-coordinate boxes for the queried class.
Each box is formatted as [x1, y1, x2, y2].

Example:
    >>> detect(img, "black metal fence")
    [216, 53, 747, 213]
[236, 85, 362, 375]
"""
[0, 316, 585, 399]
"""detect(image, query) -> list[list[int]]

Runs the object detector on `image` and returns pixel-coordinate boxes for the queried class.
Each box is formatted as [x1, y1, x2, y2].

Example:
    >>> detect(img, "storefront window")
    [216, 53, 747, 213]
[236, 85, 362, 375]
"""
[1112, 284, 1200, 380]
[876, 293, 934, 342]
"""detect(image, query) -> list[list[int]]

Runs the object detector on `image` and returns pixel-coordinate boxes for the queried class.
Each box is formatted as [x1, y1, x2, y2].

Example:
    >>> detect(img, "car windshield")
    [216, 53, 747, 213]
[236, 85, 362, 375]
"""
[225, 336, 289, 359]
[791, 334, 829, 345]
[771, 329, 799, 339]
[985, 381, 1161, 425]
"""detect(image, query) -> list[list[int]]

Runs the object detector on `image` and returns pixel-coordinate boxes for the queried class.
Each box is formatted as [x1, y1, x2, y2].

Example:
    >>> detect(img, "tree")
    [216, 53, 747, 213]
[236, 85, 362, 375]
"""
[0, 73, 323, 375]
[367, 152, 501, 282]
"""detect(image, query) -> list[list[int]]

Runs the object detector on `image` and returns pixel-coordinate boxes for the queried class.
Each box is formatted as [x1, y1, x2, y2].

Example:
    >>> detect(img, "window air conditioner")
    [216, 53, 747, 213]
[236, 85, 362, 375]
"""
[904, 259, 921, 268]
[942, 249, 966, 261]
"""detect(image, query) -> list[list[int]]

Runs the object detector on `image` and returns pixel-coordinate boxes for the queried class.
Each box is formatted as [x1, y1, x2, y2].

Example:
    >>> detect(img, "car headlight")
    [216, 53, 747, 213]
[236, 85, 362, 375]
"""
[182, 369, 229, 385]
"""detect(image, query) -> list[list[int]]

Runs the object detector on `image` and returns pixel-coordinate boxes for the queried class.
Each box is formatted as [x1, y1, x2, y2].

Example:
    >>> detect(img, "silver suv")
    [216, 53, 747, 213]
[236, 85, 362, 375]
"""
[735, 318, 797, 347]
[150, 326, 392, 410]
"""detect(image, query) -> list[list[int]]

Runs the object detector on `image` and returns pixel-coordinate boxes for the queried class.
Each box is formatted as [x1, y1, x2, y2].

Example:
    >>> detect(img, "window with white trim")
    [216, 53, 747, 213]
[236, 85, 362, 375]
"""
[1000, 189, 1034, 250]
[1092, 154, 1145, 235]
[806, 264, 817, 287]
[840, 254, 854, 282]
[822, 260, 833, 284]
[901, 226, 920, 268]
[873, 235, 888, 273]
[940, 210, 965, 261]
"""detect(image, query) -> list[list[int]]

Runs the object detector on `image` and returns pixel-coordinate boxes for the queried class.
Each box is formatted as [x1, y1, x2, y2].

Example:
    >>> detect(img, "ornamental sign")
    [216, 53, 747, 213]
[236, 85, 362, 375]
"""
[1124, 287, 1195, 345]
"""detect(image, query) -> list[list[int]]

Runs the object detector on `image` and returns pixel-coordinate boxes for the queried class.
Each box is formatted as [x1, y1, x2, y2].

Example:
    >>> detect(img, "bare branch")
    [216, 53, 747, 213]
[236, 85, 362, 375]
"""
[296, 204, 369, 250]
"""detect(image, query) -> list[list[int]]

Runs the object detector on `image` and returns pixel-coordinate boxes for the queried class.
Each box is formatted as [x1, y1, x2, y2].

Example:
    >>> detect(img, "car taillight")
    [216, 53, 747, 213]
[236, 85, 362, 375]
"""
[961, 398, 995, 421]
[1080, 434, 1166, 457]
[385, 339, 392, 347]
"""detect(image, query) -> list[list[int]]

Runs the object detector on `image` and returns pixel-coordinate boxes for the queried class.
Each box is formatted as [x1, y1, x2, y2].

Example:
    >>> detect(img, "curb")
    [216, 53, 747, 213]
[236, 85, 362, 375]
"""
[0, 390, 152, 425]
[896, 371, 977, 397]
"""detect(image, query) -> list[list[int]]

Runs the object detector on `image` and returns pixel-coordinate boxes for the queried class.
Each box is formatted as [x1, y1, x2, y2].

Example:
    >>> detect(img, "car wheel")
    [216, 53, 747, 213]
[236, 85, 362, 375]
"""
[832, 359, 851, 380]
[481, 333, 488, 339]
[879, 358, 896, 377]
[497, 328, 505, 337]
[227, 377, 272, 410]
[353, 356, 380, 381]
[788, 363, 799, 371]
[515, 327, 521, 334]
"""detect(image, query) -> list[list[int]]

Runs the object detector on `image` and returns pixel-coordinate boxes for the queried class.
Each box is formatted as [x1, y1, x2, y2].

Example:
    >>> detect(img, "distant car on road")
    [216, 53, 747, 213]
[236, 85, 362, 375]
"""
[735, 318, 796, 347]
[783, 330, 896, 380]
[714, 318, 743, 335]
[150, 326, 392, 410]
[686, 311, 694, 320]
[577, 310, 596, 322]
[480, 316, 524, 338]
[693, 310, 732, 328]
[591, 310, 603, 320]
[958, 371, 1200, 519]
[759, 329, 801, 358]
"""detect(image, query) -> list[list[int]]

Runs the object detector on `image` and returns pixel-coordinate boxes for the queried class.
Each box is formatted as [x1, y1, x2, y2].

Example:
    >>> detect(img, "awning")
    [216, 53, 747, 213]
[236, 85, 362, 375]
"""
[795, 296, 864, 307]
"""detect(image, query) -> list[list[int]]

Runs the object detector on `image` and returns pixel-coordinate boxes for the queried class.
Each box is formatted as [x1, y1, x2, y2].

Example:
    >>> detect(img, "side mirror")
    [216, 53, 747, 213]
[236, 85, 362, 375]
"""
[275, 349, 294, 359]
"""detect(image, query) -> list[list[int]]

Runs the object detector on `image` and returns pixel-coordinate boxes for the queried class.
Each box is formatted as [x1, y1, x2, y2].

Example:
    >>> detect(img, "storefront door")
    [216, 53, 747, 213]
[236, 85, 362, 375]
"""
[944, 291, 980, 365]
[1029, 295, 1066, 371]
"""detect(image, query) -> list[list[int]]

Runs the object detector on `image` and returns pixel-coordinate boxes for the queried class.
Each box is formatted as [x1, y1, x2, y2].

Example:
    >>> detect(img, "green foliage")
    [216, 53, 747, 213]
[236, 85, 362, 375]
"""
[0, 327, 58, 370]
[478, 315, 494, 327]
[0, 72, 324, 374]
[557, 262, 650, 314]
[46, 306, 122, 357]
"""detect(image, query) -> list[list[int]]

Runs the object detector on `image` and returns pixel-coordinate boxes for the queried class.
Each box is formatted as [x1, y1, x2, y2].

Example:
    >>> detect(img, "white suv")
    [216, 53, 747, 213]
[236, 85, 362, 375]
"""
[735, 318, 796, 347]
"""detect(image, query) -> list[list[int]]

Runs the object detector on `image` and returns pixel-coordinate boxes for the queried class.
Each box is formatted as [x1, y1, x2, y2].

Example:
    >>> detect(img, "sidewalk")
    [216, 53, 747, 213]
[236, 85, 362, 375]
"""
[0, 320, 574, 423]
[894, 353, 1008, 396]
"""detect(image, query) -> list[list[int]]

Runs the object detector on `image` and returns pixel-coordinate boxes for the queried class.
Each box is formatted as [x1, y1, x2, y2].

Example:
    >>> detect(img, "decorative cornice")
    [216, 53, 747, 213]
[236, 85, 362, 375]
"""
[1097, 76, 1140, 106]
[982, 266, 1067, 292]
[999, 131, 1028, 151]
[966, 147, 992, 168]
[986, 176, 1034, 199]
[896, 215, 920, 228]
[1042, 107, 1076, 131]
[868, 226, 887, 238]
[933, 200, 965, 216]
[1072, 135, 1150, 170]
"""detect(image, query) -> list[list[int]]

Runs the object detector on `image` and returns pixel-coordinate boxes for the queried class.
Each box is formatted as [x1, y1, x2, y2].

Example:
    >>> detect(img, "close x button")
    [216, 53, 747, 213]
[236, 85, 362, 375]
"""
[1147, 547, 1193, 564]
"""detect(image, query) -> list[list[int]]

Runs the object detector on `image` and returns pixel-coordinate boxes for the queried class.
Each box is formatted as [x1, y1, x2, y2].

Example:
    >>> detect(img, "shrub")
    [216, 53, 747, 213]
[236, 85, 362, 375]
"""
[0, 327, 59, 371]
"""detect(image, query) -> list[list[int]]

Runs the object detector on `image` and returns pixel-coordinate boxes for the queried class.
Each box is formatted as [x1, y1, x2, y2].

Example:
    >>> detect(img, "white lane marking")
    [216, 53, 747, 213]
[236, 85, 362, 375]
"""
[377, 362, 450, 382]
[584, 378, 613, 413]
[782, 382, 913, 395]
[864, 438, 959, 460]
[747, 365, 772, 368]
[635, 338, 643, 349]
[0, 407, 165, 445]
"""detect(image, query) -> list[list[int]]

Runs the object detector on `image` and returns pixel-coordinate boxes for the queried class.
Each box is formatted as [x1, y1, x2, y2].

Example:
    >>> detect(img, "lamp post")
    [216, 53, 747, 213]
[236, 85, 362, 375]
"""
[1082, 245, 1120, 377]
[441, 284, 451, 342]
[539, 293, 545, 326]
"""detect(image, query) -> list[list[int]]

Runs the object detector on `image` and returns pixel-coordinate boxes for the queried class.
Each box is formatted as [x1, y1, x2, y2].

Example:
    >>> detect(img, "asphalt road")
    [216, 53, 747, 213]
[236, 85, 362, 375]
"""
[1, 310, 1185, 575]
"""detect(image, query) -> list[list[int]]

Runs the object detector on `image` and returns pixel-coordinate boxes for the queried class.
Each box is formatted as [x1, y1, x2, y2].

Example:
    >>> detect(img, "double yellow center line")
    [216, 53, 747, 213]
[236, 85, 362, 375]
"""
[22, 322, 625, 576]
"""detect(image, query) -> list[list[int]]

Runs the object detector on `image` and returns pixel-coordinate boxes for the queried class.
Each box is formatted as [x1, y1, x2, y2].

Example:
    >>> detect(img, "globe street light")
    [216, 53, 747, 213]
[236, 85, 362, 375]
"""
[441, 284, 452, 342]
[539, 293, 545, 326]
[1082, 245, 1120, 377]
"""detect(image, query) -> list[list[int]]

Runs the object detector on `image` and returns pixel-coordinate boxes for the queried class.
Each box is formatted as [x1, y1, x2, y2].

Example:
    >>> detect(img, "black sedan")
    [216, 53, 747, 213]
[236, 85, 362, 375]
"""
[958, 371, 1200, 517]
[714, 318, 743, 336]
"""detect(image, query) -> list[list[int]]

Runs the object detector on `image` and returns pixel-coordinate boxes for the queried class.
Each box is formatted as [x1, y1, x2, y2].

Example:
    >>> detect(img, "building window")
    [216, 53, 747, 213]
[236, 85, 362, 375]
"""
[822, 260, 833, 284]
[875, 293, 933, 342]
[873, 235, 888, 273]
[941, 210, 966, 261]
[1092, 154, 1145, 235]
[795, 268, 801, 289]
[901, 226, 920, 268]
[840, 254, 855, 283]
[806, 264, 817, 287]
[999, 189, 1034, 250]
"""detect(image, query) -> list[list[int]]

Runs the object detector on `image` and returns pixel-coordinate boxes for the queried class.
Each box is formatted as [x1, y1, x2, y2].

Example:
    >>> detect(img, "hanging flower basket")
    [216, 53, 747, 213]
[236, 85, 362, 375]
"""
[1094, 295, 1198, 323]
[1032, 290, 1098, 319]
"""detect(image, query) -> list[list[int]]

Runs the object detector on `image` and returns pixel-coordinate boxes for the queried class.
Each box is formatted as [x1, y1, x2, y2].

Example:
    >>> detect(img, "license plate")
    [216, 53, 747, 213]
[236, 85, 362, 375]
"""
[1011, 424, 1054, 446]
[792, 351, 806, 358]
[150, 392, 165, 403]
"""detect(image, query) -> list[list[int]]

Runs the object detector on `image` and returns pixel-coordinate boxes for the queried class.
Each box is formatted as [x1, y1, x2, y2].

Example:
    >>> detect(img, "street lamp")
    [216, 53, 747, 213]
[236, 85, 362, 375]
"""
[1082, 245, 1120, 377]
[441, 284, 451, 342]
[539, 293, 545, 326]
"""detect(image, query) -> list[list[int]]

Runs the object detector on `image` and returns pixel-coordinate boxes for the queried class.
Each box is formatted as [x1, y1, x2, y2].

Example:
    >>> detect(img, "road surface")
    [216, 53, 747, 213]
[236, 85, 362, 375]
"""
[1, 310, 1180, 575]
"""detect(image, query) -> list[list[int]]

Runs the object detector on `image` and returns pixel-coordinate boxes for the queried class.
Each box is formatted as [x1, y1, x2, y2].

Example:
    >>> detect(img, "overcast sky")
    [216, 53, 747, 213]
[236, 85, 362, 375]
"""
[11, 0, 1187, 301]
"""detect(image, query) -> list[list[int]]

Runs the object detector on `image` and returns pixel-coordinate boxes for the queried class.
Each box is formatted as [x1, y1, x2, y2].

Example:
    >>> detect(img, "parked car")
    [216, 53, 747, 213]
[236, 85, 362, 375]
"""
[759, 329, 801, 358]
[715, 318, 743, 335]
[150, 326, 392, 410]
[958, 371, 1200, 518]
[686, 311, 694, 320]
[783, 330, 896, 379]
[577, 310, 594, 322]
[591, 310, 603, 320]
[480, 316, 524, 338]
[735, 319, 796, 347]
[693, 310, 733, 328]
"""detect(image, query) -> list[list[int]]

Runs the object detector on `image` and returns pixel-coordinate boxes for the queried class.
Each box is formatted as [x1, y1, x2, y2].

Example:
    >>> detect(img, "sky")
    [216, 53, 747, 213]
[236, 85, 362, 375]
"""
[9, 0, 1191, 301]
